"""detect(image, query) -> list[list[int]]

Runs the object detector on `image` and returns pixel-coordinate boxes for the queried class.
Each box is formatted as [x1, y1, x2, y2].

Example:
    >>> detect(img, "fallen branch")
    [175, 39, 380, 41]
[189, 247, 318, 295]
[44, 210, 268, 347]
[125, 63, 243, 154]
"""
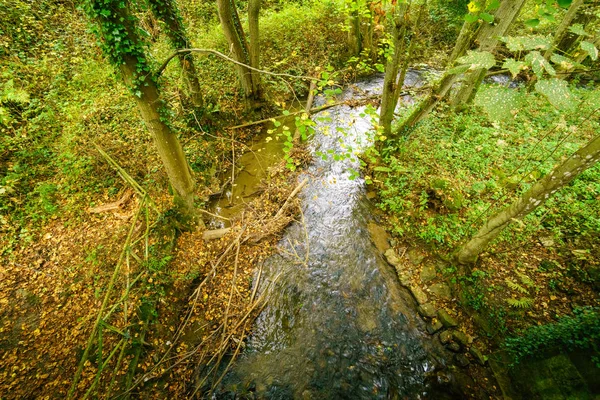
[88, 189, 133, 214]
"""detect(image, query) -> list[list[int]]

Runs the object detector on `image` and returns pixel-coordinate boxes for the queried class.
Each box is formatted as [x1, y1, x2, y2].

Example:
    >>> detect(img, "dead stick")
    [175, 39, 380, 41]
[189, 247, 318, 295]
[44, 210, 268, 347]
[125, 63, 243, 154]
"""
[275, 178, 308, 219]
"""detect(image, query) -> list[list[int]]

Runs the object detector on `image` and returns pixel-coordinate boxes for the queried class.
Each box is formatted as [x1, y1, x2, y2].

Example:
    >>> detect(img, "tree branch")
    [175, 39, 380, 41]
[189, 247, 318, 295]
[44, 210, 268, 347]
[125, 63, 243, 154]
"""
[156, 48, 318, 81]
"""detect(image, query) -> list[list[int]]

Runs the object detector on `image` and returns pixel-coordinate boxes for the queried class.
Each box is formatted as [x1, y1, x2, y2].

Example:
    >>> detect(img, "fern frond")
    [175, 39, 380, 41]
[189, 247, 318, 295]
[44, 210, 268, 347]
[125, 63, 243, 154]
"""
[505, 278, 529, 294]
[506, 297, 534, 309]
[517, 272, 535, 288]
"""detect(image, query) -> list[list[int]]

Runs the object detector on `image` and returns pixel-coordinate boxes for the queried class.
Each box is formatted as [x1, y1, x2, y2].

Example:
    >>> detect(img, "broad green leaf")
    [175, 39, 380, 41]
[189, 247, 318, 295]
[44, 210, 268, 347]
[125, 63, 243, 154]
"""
[525, 51, 556, 78]
[464, 13, 479, 23]
[557, 0, 572, 8]
[479, 12, 494, 23]
[535, 79, 577, 111]
[524, 19, 540, 28]
[487, 0, 500, 10]
[502, 58, 526, 78]
[474, 85, 524, 121]
[448, 64, 470, 75]
[550, 54, 582, 70]
[580, 41, 598, 61]
[456, 50, 496, 70]
[568, 23, 589, 36]
[373, 166, 392, 172]
[502, 36, 552, 51]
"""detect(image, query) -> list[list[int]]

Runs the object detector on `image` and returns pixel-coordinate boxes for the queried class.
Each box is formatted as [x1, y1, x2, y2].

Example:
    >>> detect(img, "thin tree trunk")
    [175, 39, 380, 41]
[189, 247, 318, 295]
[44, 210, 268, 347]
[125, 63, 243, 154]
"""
[457, 133, 600, 264]
[447, 14, 483, 67]
[217, 0, 258, 101]
[450, 0, 526, 108]
[544, 0, 586, 60]
[379, 2, 410, 138]
[90, 1, 198, 221]
[148, 0, 203, 107]
[248, 0, 261, 98]
[347, 2, 362, 56]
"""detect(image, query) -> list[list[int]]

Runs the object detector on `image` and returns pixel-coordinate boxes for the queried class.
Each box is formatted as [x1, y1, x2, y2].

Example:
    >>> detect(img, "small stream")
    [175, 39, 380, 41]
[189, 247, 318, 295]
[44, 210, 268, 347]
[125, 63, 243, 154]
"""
[216, 72, 465, 399]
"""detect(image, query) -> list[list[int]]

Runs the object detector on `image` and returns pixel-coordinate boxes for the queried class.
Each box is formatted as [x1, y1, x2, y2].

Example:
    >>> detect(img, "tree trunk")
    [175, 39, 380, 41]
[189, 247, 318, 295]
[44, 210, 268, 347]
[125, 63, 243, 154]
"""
[347, 2, 362, 56]
[248, 0, 262, 98]
[379, 2, 410, 138]
[447, 15, 482, 67]
[457, 133, 600, 264]
[450, 0, 526, 108]
[544, 0, 586, 60]
[148, 0, 203, 107]
[217, 0, 259, 101]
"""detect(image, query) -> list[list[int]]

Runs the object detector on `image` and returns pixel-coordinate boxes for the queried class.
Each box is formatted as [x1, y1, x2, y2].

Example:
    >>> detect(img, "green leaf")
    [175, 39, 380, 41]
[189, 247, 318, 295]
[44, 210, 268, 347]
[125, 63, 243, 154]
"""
[550, 54, 582, 70]
[375, 63, 385, 73]
[580, 41, 598, 61]
[479, 12, 494, 23]
[524, 18, 540, 28]
[568, 23, 589, 36]
[464, 13, 479, 23]
[487, 0, 500, 10]
[502, 58, 526, 78]
[502, 36, 552, 51]
[525, 51, 555, 78]
[557, 0, 572, 8]
[474, 85, 525, 121]
[373, 166, 392, 172]
[448, 64, 470, 75]
[535, 79, 578, 111]
[456, 50, 496, 70]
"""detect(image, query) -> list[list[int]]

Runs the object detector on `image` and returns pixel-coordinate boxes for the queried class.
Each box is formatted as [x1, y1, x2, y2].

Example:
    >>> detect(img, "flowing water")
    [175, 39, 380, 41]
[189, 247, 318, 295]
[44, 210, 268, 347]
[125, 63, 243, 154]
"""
[216, 72, 464, 399]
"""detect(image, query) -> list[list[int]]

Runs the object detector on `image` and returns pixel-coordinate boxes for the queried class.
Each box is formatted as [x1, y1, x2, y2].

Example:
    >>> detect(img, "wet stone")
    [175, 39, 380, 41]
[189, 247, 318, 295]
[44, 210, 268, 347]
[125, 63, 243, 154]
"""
[452, 331, 470, 347]
[447, 342, 462, 353]
[410, 285, 429, 305]
[439, 330, 453, 345]
[470, 346, 487, 365]
[426, 319, 443, 335]
[418, 303, 437, 318]
[367, 222, 390, 253]
[455, 354, 470, 367]
[420, 264, 437, 283]
[398, 273, 411, 287]
[407, 248, 425, 265]
[438, 309, 458, 328]
[429, 283, 452, 300]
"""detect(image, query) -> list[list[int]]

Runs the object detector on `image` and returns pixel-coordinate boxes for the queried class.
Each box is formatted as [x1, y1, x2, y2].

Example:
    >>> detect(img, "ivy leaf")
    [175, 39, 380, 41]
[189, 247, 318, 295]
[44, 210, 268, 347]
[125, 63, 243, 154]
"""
[448, 64, 470, 75]
[524, 19, 540, 28]
[502, 58, 527, 78]
[550, 54, 582, 70]
[475, 85, 524, 121]
[456, 50, 496, 70]
[525, 51, 556, 78]
[568, 23, 589, 36]
[535, 79, 577, 111]
[580, 41, 598, 61]
[502, 36, 552, 51]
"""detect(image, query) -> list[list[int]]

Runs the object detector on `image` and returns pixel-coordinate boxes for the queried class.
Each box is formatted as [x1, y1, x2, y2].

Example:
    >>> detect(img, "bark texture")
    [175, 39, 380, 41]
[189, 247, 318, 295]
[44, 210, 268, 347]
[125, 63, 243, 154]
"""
[248, 0, 262, 97]
[457, 133, 600, 264]
[217, 0, 260, 100]
[148, 0, 203, 107]
[450, 0, 526, 108]
[544, 0, 586, 60]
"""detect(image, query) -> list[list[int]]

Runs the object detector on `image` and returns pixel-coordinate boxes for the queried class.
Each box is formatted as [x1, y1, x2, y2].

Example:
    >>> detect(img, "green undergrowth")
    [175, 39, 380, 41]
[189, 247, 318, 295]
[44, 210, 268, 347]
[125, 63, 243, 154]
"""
[377, 85, 600, 253]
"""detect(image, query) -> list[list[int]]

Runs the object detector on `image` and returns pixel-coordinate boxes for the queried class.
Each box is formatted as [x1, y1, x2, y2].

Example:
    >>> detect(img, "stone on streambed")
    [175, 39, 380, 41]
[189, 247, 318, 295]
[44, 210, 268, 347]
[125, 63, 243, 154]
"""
[418, 303, 437, 318]
[452, 331, 471, 347]
[407, 248, 425, 265]
[429, 282, 452, 300]
[469, 346, 487, 365]
[455, 354, 470, 368]
[447, 342, 462, 353]
[384, 248, 401, 269]
[410, 285, 429, 305]
[438, 309, 458, 328]
[426, 319, 444, 335]
[420, 263, 437, 283]
[439, 330, 453, 345]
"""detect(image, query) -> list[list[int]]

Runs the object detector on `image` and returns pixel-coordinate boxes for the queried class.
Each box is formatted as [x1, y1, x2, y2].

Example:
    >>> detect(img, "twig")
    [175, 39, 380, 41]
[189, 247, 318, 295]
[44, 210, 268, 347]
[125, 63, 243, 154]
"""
[156, 48, 318, 81]
[275, 178, 308, 219]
